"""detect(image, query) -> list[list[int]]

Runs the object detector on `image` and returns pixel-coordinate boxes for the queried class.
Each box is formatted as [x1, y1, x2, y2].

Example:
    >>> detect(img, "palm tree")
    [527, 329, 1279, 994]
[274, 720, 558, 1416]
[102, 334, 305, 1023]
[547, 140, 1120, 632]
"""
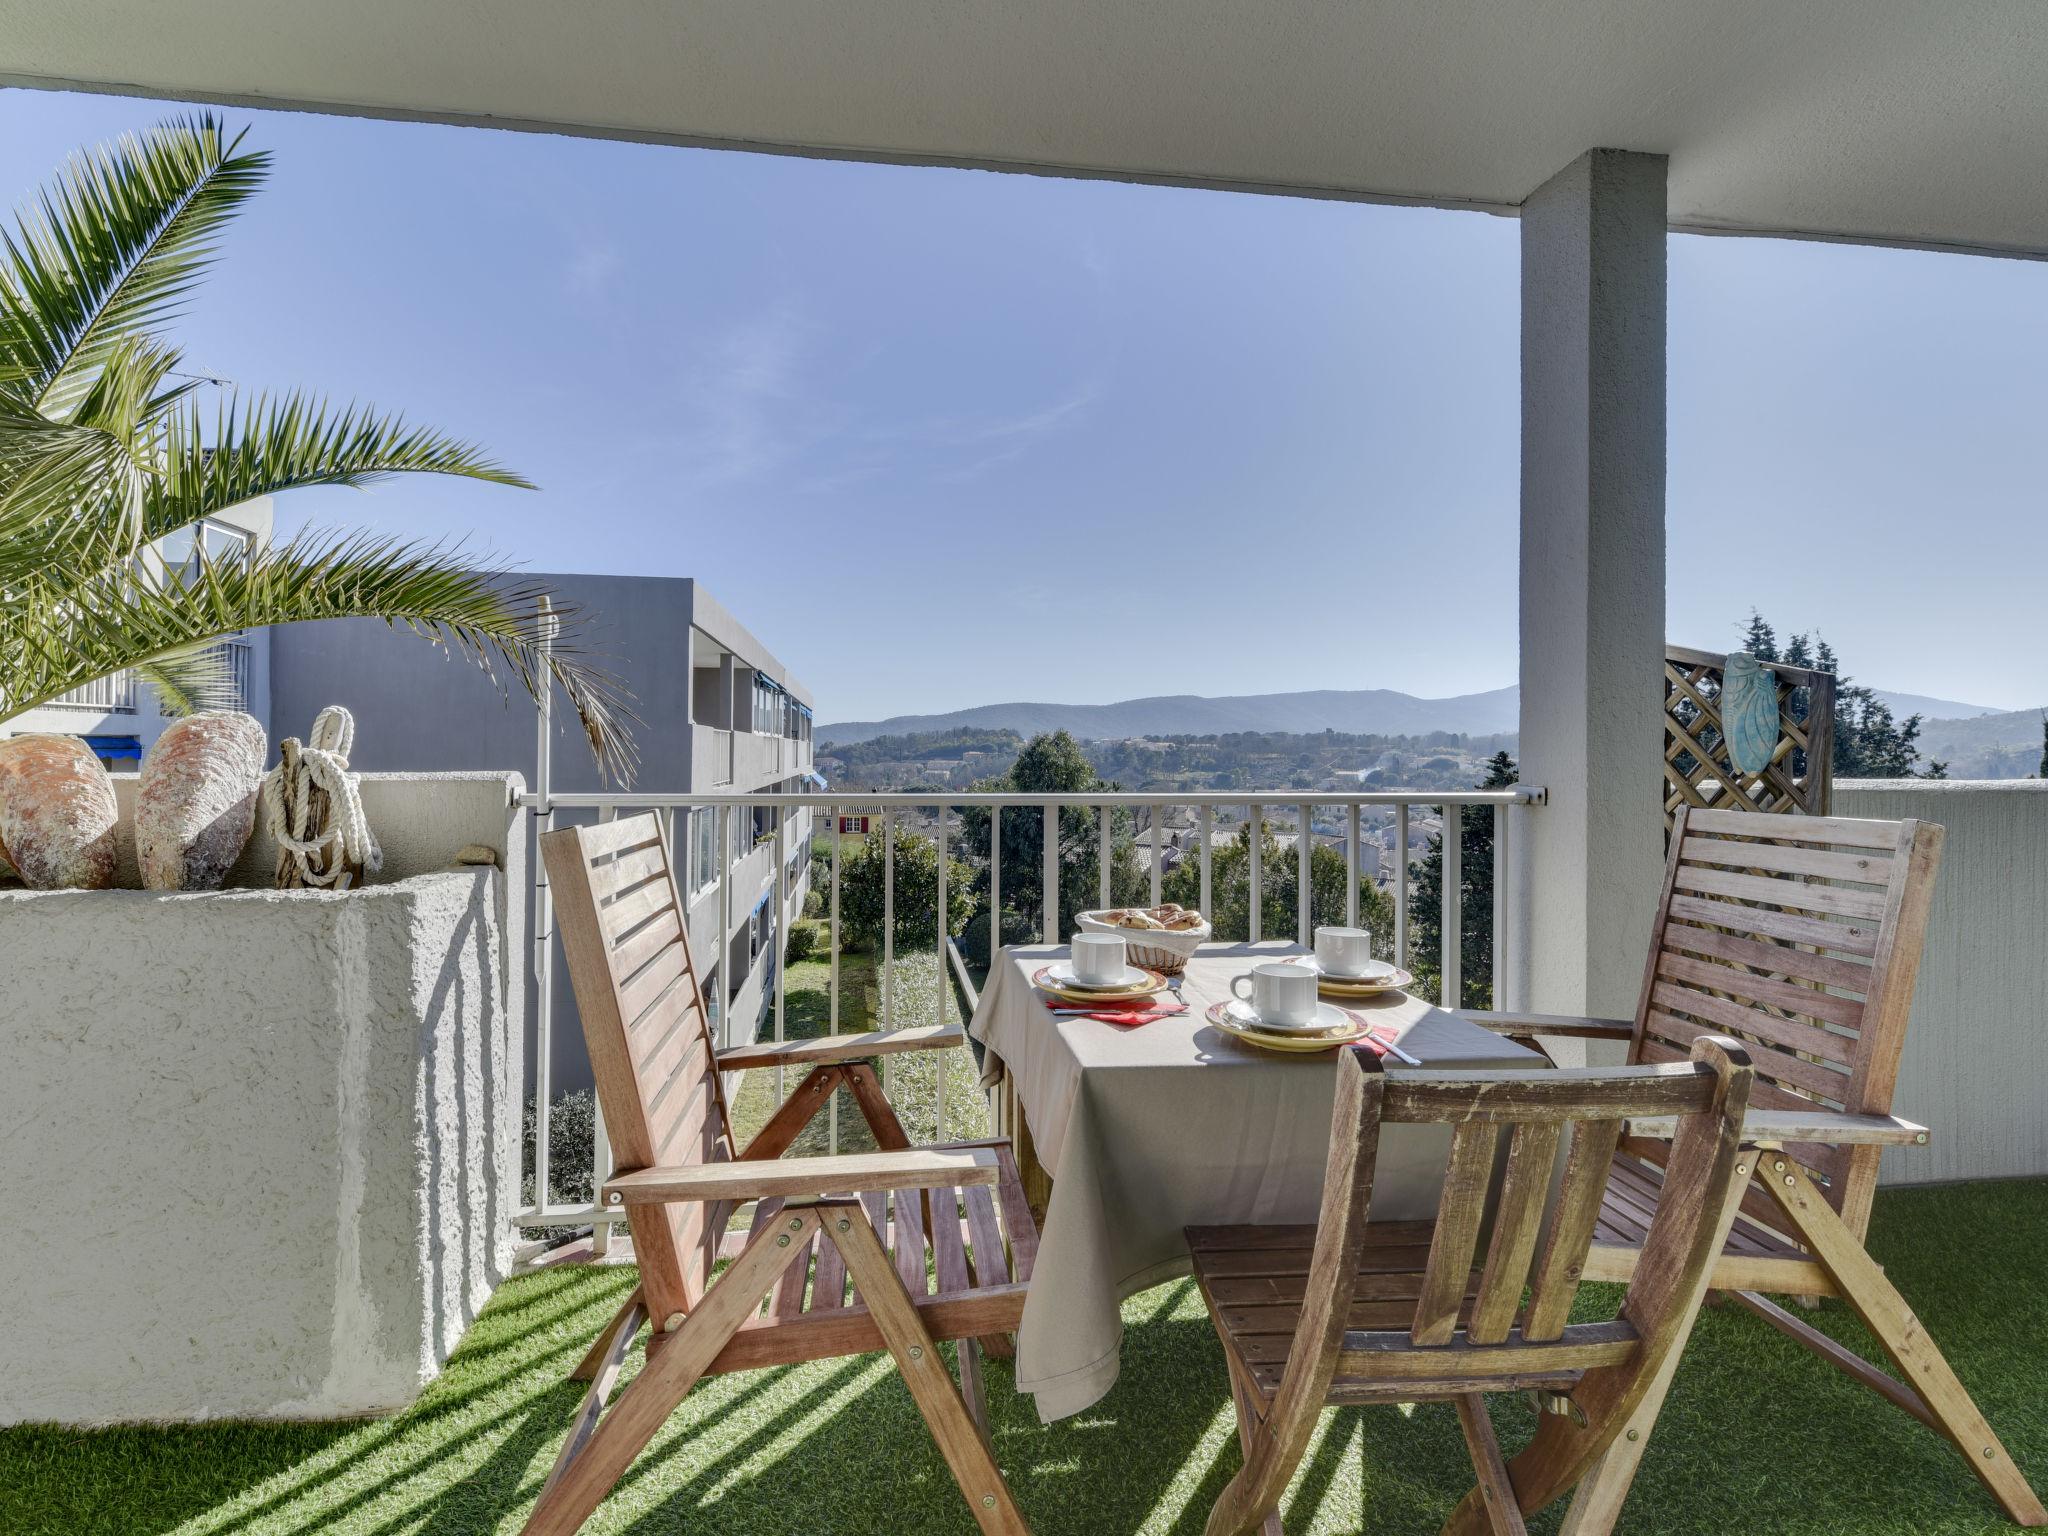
[0, 115, 632, 776]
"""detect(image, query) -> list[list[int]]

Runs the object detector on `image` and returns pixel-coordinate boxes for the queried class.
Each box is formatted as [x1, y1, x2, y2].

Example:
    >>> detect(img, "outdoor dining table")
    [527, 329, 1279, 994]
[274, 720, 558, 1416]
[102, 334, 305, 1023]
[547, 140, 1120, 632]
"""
[969, 939, 1550, 1422]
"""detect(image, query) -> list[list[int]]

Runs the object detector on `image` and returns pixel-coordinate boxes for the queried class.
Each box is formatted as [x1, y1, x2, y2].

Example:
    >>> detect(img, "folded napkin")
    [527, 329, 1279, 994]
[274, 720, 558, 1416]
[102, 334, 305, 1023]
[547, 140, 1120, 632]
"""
[1067, 1001, 1190, 1027]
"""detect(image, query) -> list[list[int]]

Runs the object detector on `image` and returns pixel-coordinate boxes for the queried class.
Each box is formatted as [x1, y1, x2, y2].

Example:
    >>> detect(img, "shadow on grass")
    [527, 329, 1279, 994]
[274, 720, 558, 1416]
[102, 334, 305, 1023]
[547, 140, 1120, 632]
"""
[2, 1183, 2041, 1536]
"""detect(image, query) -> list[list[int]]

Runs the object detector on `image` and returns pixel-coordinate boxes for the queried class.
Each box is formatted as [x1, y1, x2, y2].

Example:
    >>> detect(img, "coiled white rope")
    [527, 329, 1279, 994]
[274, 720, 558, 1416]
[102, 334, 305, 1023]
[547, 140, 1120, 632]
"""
[259, 705, 383, 888]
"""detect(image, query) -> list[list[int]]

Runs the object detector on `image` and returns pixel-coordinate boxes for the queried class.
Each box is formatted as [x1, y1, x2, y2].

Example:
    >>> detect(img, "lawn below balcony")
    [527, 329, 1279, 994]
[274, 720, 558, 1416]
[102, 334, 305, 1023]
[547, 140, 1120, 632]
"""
[3, 1179, 2044, 1535]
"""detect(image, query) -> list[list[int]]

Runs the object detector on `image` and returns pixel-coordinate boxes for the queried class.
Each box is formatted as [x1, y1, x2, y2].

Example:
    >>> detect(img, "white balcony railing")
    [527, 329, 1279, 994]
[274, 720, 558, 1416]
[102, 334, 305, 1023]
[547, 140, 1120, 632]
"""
[47, 640, 250, 717]
[513, 784, 1543, 1240]
[47, 670, 139, 713]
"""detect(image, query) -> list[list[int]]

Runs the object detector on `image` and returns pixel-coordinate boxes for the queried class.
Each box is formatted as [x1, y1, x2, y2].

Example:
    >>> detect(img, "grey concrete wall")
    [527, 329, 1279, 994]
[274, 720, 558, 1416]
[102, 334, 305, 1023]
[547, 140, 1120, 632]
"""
[0, 868, 514, 1424]
[1837, 780, 2048, 1186]
[266, 573, 697, 797]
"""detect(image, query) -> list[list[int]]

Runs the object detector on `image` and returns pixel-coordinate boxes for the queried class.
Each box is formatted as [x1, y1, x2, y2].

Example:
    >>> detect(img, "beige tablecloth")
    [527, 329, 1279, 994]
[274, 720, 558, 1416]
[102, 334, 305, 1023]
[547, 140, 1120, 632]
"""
[969, 941, 1547, 1421]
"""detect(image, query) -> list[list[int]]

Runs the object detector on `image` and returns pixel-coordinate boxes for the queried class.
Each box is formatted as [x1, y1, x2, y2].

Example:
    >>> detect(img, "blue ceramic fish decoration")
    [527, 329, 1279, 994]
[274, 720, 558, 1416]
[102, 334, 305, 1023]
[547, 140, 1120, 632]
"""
[1721, 651, 1778, 775]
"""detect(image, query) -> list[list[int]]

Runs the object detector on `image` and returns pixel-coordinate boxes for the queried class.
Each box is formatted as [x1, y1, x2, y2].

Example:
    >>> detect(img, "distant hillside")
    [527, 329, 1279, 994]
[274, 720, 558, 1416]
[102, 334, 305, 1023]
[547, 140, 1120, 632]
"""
[1913, 708, 2048, 779]
[819, 681, 1999, 749]
[1870, 691, 2003, 722]
[819, 686, 1522, 747]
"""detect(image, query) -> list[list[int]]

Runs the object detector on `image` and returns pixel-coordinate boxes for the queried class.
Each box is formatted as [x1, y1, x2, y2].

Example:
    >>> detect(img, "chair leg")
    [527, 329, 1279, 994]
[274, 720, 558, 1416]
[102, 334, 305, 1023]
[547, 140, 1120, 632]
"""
[1455, 1396, 1530, 1536]
[522, 1208, 821, 1536]
[842, 1061, 915, 1151]
[733, 1065, 843, 1161]
[569, 1286, 645, 1381]
[1204, 1322, 1289, 1536]
[823, 1199, 1032, 1535]
[1549, 1326, 1688, 1536]
[961, 1337, 990, 1438]
[542, 1292, 649, 1500]
[1760, 1160, 2048, 1527]
[1230, 1358, 1287, 1536]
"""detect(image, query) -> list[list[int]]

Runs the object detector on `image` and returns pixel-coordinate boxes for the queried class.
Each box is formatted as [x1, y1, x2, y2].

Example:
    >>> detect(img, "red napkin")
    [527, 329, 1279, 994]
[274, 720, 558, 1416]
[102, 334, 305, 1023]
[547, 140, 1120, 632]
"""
[1075, 1001, 1190, 1027]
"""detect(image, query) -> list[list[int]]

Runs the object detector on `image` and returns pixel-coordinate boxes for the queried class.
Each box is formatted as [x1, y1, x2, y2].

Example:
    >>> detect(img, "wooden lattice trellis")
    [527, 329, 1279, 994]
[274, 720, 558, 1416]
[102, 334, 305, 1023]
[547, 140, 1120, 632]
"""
[1663, 643, 1836, 831]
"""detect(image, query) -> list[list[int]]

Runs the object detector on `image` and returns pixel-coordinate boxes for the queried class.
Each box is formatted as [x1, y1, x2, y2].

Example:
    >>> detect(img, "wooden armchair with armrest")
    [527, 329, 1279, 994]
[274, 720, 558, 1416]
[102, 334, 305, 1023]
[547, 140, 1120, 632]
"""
[522, 812, 1038, 1536]
[1458, 804, 2043, 1526]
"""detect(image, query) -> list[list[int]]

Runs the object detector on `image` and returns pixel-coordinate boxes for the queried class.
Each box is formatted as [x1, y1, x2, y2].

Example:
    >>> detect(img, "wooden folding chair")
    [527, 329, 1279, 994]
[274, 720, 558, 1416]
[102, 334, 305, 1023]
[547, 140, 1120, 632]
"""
[524, 813, 1038, 1536]
[1191, 1035, 1757, 1536]
[1461, 805, 2046, 1526]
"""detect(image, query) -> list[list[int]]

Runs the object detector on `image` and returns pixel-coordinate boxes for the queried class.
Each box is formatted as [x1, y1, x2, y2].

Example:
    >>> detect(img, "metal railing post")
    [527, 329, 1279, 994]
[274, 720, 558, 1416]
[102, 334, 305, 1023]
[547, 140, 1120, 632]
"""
[1296, 801, 1312, 946]
[1248, 804, 1264, 943]
[829, 805, 841, 1153]
[1346, 802, 1361, 929]
[529, 597, 556, 1224]
[1492, 802, 1510, 1012]
[773, 812, 788, 1105]
[1394, 802, 1410, 966]
[588, 804, 618, 1255]
[934, 803, 948, 1137]
[1149, 803, 1163, 907]
[882, 806, 895, 1050]
[1098, 804, 1112, 911]
[1441, 803, 1462, 1006]
[1041, 805, 1058, 944]
[1199, 804, 1213, 921]
[989, 804, 1002, 962]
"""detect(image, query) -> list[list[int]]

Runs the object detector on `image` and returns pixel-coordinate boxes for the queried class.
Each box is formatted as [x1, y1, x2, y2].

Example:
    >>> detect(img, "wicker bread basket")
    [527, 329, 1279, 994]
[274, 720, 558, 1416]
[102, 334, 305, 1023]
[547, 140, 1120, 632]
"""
[1075, 908, 1212, 975]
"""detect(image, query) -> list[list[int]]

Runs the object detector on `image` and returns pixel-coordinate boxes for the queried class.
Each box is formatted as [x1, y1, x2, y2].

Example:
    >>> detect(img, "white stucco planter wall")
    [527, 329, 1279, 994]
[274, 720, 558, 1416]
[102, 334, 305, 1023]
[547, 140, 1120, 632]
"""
[0, 773, 525, 1425]
[1837, 779, 2048, 1187]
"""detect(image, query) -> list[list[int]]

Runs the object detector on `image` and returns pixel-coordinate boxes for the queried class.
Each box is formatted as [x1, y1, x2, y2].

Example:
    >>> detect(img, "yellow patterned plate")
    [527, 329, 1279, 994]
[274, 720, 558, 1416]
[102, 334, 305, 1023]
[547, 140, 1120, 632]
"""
[1034, 964, 1167, 1006]
[1317, 966, 1415, 998]
[1205, 1000, 1370, 1053]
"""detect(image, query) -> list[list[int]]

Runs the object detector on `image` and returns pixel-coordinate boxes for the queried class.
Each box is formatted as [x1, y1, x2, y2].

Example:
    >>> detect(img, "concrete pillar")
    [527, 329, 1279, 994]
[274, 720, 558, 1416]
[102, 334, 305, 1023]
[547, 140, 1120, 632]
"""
[1512, 149, 1668, 1030]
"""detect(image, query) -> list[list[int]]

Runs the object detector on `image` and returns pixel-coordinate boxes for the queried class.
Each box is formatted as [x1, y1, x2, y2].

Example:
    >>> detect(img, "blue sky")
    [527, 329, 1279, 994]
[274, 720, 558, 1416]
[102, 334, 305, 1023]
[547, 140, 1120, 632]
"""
[3, 89, 2045, 722]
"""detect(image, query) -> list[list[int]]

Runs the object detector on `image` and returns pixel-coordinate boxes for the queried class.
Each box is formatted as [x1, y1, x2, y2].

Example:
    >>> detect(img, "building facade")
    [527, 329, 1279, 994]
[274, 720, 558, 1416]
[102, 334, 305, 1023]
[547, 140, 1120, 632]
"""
[265, 574, 816, 1085]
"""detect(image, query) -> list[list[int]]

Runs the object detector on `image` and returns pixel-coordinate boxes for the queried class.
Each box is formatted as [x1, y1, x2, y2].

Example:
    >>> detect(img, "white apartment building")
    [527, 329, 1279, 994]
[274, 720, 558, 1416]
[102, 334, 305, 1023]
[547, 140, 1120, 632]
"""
[4, 497, 277, 768]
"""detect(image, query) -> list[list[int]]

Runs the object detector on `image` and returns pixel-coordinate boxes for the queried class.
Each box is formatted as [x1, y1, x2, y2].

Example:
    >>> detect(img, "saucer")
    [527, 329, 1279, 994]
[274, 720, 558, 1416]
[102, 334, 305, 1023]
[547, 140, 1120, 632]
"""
[1309, 957, 1397, 983]
[1040, 959, 1156, 992]
[1216, 997, 1358, 1035]
[1317, 966, 1414, 997]
[1206, 1000, 1369, 1053]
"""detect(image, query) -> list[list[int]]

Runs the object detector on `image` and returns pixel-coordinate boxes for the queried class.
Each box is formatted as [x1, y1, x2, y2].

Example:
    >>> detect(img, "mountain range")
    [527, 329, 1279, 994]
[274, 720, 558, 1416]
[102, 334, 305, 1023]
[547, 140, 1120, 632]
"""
[819, 684, 2004, 748]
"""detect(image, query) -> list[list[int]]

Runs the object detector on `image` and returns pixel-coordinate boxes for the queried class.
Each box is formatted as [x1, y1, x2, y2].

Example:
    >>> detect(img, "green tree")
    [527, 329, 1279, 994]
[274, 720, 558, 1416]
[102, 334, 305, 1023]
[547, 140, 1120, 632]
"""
[1741, 612, 1941, 781]
[836, 827, 976, 954]
[0, 116, 628, 771]
[1408, 750, 1515, 1008]
[2040, 713, 2048, 779]
[1160, 820, 1393, 956]
[958, 730, 1145, 936]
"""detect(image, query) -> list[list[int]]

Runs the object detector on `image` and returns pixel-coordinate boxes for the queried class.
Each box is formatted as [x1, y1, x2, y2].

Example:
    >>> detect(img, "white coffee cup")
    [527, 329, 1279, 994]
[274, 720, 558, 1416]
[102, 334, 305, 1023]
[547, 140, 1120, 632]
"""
[1231, 961, 1320, 1027]
[1071, 932, 1129, 985]
[1314, 926, 1375, 977]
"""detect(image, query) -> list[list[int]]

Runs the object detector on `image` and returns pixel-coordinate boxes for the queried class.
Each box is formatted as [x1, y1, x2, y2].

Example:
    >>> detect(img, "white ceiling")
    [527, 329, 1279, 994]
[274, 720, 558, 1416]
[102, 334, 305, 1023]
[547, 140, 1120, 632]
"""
[6, 0, 2047, 257]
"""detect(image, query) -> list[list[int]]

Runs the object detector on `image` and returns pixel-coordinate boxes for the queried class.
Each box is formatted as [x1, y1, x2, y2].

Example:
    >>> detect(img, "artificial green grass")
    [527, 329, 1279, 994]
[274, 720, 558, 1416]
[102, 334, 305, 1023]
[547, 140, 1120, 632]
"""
[3, 1177, 2043, 1535]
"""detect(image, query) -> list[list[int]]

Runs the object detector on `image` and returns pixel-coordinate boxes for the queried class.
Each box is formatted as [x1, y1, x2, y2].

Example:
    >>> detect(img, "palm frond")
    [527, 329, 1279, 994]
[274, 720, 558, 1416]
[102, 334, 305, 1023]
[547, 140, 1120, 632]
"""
[134, 640, 240, 717]
[0, 393, 143, 569]
[0, 531, 636, 780]
[0, 115, 266, 415]
[142, 391, 533, 543]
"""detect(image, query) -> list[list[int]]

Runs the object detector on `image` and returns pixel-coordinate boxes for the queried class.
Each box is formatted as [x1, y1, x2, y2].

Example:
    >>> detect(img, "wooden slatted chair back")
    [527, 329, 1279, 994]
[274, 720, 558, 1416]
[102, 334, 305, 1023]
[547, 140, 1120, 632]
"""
[542, 813, 735, 1323]
[1629, 804, 1943, 1238]
[1267, 1040, 1752, 1438]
